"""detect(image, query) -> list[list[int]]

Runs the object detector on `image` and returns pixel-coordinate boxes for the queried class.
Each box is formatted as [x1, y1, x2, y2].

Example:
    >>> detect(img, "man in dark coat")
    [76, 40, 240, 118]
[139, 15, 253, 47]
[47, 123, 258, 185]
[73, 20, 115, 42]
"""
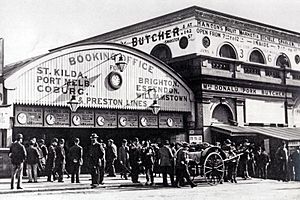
[238, 139, 251, 179]
[37, 139, 48, 176]
[256, 147, 270, 179]
[46, 138, 57, 182]
[9, 133, 27, 189]
[291, 146, 300, 181]
[68, 138, 83, 183]
[142, 140, 155, 185]
[174, 142, 197, 188]
[275, 141, 289, 181]
[158, 140, 174, 186]
[106, 139, 117, 177]
[55, 138, 66, 182]
[89, 133, 105, 188]
[26, 140, 40, 183]
[118, 139, 130, 180]
[129, 137, 142, 183]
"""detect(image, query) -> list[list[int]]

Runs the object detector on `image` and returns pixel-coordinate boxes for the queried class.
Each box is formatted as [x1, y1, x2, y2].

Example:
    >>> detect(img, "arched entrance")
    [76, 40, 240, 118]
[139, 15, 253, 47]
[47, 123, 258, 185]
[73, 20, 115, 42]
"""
[212, 104, 234, 124]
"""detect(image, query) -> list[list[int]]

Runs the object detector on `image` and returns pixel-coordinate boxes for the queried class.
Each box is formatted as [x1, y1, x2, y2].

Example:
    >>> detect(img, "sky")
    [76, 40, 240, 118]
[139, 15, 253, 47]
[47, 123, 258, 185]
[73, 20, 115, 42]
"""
[1, 0, 300, 65]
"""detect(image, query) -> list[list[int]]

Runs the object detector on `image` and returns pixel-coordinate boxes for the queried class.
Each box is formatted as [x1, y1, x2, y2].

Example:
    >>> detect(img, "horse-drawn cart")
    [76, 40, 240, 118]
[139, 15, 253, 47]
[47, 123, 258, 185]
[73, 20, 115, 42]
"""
[187, 143, 241, 185]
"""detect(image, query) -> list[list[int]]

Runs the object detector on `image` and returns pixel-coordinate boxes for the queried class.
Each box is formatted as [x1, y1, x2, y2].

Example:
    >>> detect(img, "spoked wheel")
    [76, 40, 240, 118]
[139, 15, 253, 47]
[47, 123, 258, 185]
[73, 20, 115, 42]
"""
[203, 152, 224, 185]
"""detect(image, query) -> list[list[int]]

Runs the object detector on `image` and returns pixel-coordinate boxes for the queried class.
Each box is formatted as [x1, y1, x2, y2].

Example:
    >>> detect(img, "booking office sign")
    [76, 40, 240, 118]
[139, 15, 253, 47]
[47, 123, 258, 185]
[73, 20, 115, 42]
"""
[4, 43, 194, 114]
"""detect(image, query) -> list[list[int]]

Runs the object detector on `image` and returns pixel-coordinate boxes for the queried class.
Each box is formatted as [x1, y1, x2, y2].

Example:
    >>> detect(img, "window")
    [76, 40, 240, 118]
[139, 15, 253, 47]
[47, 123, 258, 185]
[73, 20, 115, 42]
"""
[150, 44, 172, 63]
[249, 50, 265, 64]
[276, 54, 290, 68]
[212, 104, 233, 124]
[219, 44, 237, 59]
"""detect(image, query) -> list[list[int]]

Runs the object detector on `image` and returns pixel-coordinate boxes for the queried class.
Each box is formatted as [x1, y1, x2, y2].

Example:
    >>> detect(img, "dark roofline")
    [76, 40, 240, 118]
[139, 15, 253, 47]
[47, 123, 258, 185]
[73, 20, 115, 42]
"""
[48, 5, 300, 52]
[3, 54, 48, 79]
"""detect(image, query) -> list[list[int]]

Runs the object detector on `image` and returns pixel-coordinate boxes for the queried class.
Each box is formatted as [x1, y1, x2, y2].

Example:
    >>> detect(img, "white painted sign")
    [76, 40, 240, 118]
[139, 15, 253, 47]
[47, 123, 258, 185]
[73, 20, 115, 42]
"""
[5, 44, 194, 113]
[202, 83, 291, 98]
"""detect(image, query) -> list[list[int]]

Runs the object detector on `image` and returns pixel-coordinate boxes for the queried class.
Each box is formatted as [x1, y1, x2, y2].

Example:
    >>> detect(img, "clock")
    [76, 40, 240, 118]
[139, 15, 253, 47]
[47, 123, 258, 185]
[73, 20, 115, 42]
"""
[167, 118, 174, 127]
[202, 36, 210, 48]
[72, 115, 81, 126]
[46, 114, 55, 125]
[97, 116, 105, 126]
[140, 117, 147, 127]
[17, 113, 27, 125]
[119, 116, 127, 127]
[108, 71, 122, 90]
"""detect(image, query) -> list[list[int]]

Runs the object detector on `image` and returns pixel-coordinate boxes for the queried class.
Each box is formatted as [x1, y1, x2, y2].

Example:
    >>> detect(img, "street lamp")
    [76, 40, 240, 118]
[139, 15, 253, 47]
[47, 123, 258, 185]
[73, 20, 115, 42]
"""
[114, 54, 127, 72]
[149, 99, 160, 115]
[148, 88, 160, 115]
[67, 95, 80, 112]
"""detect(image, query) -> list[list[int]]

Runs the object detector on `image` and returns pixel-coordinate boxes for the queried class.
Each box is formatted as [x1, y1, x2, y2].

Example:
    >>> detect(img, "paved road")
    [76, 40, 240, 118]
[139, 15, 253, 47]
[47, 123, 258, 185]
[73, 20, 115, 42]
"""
[1, 177, 300, 200]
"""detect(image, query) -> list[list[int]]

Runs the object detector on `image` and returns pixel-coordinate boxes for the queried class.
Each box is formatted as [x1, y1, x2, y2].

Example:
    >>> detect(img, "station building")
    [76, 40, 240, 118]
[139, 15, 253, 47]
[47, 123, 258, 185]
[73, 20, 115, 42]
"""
[1, 6, 300, 176]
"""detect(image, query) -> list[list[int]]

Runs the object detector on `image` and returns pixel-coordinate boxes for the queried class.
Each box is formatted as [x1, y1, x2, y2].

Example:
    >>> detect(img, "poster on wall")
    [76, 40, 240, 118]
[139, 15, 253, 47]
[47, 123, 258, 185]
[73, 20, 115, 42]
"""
[159, 112, 184, 128]
[71, 109, 94, 127]
[118, 111, 139, 128]
[138, 112, 158, 128]
[15, 106, 43, 127]
[44, 108, 70, 127]
[189, 135, 203, 144]
[95, 110, 117, 128]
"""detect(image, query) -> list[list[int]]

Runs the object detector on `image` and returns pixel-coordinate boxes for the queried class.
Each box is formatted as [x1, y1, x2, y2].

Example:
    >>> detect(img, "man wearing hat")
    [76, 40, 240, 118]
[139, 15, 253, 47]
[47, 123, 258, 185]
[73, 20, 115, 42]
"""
[26, 140, 40, 183]
[238, 139, 251, 179]
[106, 139, 117, 177]
[9, 133, 27, 189]
[158, 140, 174, 187]
[118, 139, 130, 180]
[55, 138, 66, 182]
[174, 142, 197, 188]
[37, 139, 48, 176]
[46, 138, 57, 182]
[89, 133, 105, 188]
[129, 137, 142, 183]
[68, 138, 83, 183]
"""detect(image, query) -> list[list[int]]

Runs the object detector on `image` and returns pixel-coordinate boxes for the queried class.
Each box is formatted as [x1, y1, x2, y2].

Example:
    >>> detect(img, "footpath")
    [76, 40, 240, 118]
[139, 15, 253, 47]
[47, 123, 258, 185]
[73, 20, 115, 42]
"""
[0, 174, 153, 194]
[0, 174, 276, 194]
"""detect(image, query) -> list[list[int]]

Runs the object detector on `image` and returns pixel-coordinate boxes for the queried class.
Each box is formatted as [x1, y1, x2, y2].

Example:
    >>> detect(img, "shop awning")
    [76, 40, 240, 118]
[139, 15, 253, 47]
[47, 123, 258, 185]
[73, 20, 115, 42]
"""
[211, 125, 300, 141]
[211, 125, 257, 137]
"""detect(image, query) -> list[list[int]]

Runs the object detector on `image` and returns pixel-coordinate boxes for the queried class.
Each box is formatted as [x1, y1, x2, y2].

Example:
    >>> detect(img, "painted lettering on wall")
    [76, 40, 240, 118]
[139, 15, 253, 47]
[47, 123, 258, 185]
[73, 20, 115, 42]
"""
[202, 83, 288, 98]
[137, 77, 188, 102]
[36, 67, 91, 96]
[120, 22, 194, 47]
[197, 20, 300, 50]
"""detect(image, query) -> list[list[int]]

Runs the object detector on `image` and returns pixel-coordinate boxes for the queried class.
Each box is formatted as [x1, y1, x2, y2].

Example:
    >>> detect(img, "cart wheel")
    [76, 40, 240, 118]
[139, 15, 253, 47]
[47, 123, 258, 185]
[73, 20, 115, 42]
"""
[203, 152, 224, 185]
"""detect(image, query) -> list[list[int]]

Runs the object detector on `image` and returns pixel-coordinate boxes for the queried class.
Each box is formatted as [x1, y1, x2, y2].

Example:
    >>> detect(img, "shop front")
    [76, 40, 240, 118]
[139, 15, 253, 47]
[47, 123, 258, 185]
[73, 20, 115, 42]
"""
[0, 43, 195, 177]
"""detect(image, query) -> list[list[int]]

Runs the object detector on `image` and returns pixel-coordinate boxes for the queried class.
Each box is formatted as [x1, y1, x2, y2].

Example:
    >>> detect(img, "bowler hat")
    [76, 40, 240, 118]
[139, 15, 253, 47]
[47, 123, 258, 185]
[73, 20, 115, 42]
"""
[51, 138, 58, 143]
[182, 142, 189, 148]
[16, 133, 23, 140]
[225, 139, 232, 145]
[108, 139, 114, 143]
[90, 133, 99, 139]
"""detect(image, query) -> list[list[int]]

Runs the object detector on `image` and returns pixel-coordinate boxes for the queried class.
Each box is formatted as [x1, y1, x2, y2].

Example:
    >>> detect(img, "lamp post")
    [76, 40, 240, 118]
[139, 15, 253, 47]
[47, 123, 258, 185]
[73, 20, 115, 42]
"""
[114, 54, 127, 72]
[67, 95, 79, 112]
[149, 99, 160, 115]
[148, 88, 160, 115]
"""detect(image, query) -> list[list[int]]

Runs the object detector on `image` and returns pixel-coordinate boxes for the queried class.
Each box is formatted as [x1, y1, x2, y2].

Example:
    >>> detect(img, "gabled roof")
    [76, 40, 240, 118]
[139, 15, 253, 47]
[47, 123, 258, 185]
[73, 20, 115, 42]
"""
[50, 6, 300, 52]
[3, 54, 47, 79]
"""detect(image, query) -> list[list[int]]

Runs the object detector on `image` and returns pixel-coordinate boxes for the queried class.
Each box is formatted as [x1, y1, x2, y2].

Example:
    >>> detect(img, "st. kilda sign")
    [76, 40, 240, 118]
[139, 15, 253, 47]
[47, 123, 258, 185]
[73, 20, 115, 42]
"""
[5, 43, 194, 113]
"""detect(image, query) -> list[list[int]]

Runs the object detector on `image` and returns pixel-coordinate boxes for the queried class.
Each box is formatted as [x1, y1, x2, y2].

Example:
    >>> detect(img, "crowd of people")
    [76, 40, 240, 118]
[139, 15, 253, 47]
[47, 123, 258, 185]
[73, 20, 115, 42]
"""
[8, 132, 197, 189]
[219, 139, 270, 183]
[8, 132, 300, 190]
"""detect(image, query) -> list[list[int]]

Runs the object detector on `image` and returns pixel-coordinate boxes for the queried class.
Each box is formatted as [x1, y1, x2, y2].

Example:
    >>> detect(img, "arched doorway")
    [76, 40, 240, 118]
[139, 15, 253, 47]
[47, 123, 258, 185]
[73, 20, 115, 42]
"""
[212, 104, 234, 124]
